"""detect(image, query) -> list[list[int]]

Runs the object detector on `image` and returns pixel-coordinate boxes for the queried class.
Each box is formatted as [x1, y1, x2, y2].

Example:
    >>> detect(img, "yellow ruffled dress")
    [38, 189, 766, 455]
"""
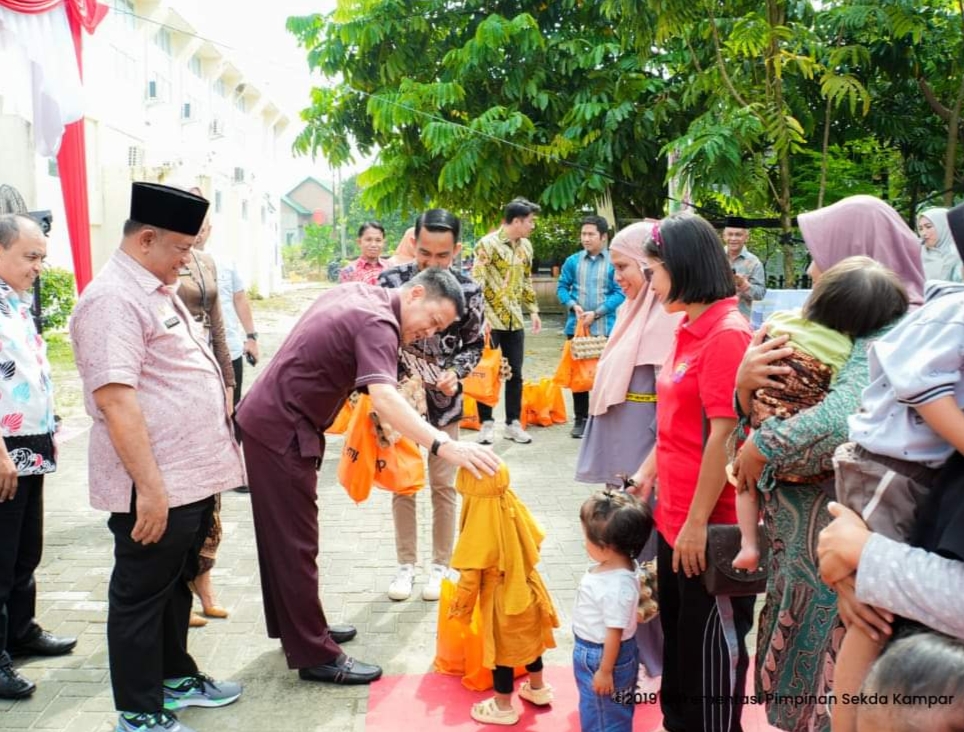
[448, 464, 559, 669]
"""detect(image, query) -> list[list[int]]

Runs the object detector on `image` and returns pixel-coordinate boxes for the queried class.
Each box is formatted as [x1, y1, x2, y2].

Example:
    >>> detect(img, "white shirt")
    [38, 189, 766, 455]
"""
[571, 564, 639, 644]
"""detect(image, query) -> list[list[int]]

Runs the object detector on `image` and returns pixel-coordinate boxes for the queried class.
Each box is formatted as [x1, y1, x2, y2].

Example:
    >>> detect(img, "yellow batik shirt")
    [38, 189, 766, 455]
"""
[471, 228, 539, 331]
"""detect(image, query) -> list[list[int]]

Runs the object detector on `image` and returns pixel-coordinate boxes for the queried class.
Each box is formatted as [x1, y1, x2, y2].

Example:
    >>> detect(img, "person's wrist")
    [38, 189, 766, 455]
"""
[430, 432, 452, 456]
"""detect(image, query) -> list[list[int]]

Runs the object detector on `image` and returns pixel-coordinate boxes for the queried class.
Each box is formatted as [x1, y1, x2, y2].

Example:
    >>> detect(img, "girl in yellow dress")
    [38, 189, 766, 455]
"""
[448, 463, 559, 725]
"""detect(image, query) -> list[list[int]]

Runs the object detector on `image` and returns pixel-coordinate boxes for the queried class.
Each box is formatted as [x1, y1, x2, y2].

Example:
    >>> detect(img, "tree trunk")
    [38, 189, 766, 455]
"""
[943, 71, 964, 206]
[818, 96, 833, 209]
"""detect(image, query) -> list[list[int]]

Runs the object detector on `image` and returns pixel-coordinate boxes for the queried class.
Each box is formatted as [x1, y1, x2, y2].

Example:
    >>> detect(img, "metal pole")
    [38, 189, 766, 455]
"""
[338, 166, 347, 259]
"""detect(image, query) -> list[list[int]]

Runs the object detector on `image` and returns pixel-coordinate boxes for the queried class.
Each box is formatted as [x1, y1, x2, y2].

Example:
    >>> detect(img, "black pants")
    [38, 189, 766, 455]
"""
[107, 494, 214, 713]
[0, 475, 44, 653]
[493, 656, 543, 694]
[565, 334, 589, 420]
[231, 356, 244, 444]
[478, 328, 525, 424]
[657, 533, 754, 732]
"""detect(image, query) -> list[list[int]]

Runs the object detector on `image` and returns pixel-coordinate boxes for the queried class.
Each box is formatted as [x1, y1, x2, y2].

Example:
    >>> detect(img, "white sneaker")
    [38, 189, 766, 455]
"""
[422, 563, 447, 601]
[503, 420, 532, 444]
[387, 564, 415, 601]
[478, 421, 495, 445]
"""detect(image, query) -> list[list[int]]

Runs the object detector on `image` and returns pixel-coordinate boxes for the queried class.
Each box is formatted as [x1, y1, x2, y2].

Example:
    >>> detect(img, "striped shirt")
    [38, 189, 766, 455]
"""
[556, 249, 624, 336]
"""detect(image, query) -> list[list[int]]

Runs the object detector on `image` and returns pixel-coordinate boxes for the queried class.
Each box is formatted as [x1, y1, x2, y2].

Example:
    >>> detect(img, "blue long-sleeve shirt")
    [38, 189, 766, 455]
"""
[556, 249, 625, 336]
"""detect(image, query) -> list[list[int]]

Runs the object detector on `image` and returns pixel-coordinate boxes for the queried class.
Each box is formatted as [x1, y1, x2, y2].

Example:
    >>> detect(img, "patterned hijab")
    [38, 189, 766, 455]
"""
[798, 195, 925, 305]
[589, 221, 682, 416]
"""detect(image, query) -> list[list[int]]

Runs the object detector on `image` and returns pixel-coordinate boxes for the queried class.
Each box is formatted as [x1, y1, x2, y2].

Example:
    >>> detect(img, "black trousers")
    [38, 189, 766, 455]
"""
[0, 475, 44, 653]
[478, 328, 525, 424]
[657, 534, 754, 732]
[231, 356, 244, 443]
[565, 334, 589, 420]
[107, 494, 214, 713]
[493, 657, 543, 694]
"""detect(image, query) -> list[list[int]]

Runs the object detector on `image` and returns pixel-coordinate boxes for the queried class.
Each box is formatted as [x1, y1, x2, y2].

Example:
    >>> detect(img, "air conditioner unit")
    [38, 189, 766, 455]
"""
[233, 167, 246, 183]
[146, 79, 159, 101]
[181, 102, 193, 121]
[209, 118, 225, 138]
[127, 146, 144, 167]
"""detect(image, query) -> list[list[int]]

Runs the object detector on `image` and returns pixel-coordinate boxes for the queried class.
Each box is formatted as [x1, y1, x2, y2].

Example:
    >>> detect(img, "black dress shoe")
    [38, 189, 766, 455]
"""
[329, 624, 357, 644]
[0, 653, 36, 699]
[9, 630, 77, 658]
[233, 485, 250, 494]
[570, 418, 587, 439]
[299, 654, 382, 685]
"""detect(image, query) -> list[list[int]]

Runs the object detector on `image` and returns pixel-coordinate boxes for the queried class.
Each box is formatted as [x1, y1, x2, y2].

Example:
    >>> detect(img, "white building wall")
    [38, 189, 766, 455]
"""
[1, 0, 290, 295]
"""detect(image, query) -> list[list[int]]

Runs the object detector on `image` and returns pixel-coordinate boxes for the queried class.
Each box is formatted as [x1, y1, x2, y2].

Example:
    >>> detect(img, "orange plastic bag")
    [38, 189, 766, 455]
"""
[461, 334, 502, 407]
[434, 577, 524, 691]
[553, 324, 598, 393]
[374, 437, 426, 495]
[521, 378, 569, 428]
[324, 400, 353, 435]
[336, 395, 377, 503]
[460, 395, 481, 430]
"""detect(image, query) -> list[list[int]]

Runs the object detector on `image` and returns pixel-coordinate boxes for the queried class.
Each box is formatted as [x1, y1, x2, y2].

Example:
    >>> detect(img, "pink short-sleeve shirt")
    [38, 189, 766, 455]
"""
[70, 251, 245, 512]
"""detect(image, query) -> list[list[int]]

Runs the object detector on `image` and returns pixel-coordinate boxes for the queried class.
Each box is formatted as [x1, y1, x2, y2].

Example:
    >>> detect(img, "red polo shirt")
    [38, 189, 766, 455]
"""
[654, 297, 750, 547]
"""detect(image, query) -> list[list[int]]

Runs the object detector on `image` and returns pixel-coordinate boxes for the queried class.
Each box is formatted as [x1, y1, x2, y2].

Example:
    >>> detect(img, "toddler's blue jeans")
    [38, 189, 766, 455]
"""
[573, 635, 638, 732]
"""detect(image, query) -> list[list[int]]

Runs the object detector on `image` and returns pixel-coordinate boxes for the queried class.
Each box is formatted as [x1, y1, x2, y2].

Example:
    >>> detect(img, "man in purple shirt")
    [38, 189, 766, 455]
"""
[71, 183, 244, 732]
[237, 267, 499, 685]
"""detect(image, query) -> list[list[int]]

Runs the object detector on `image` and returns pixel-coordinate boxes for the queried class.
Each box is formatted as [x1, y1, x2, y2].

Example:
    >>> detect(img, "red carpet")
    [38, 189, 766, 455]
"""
[367, 666, 781, 731]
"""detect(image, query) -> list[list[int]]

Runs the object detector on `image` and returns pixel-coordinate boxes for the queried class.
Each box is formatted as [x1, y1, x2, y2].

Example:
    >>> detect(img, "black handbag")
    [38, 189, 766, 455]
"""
[701, 524, 768, 597]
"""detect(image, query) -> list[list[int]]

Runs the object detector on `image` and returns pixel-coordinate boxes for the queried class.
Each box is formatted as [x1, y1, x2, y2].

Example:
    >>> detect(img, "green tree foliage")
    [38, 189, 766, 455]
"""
[289, 0, 962, 277]
[39, 267, 75, 331]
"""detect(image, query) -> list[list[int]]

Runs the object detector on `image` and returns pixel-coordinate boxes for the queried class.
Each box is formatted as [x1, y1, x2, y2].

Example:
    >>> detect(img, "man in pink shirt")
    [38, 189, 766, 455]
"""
[338, 221, 390, 285]
[71, 183, 244, 732]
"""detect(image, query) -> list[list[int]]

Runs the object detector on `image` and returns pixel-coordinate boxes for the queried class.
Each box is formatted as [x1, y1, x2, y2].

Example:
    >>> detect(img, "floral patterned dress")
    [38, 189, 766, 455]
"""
[743, 332, 884, 732]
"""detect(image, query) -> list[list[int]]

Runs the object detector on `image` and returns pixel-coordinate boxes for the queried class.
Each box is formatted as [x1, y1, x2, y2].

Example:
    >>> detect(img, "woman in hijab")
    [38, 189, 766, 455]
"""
[917, 207, 962, 281]
[574, 220, 680, 681]
[730, 195, 924, 732]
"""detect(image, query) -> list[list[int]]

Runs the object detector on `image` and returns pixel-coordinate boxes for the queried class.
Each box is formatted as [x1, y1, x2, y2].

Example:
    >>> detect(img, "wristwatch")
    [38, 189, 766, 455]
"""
[246, 332, 258, 341]
[430, 433, 452, 456]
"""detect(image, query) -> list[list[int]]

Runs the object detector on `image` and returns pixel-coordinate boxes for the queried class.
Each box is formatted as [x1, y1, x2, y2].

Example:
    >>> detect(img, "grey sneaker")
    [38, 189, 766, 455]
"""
[478, 420, 495, 445]
[387, 563, 415, 601]
[504, 420, 532, 444]
[162, 673, 241, 710]
[116, 711, 196, 732]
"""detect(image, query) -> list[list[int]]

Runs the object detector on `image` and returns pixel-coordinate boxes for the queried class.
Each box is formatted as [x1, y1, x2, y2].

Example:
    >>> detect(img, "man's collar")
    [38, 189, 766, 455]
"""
[115, 250, 174, 295]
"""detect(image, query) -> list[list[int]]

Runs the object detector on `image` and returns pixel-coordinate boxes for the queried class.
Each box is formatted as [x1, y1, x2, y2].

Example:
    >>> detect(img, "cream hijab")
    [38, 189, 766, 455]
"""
[918, 208, 962, 282]
[589, 221, 682, 416]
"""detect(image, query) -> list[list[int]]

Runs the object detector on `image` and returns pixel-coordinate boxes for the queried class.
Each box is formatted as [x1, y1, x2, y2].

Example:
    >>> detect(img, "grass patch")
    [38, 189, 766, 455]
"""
[45, 332, 76, 370]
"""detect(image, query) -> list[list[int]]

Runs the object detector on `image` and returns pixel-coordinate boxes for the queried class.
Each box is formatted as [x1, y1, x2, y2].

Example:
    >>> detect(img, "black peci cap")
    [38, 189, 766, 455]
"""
[129, 182, 209, 236]
[723, 215, 749, 229]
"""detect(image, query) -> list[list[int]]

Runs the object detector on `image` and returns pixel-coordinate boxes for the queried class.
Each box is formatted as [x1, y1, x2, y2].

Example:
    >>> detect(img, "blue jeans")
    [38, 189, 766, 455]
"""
[573, 635, 638, 732]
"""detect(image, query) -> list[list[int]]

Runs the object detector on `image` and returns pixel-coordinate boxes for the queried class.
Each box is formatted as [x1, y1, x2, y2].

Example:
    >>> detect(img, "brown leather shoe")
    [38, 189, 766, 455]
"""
[189, 613, 208, 628]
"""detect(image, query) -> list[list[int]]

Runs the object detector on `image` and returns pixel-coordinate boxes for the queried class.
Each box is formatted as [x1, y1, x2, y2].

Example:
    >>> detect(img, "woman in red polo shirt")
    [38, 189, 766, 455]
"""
[629, 213, 754, 732]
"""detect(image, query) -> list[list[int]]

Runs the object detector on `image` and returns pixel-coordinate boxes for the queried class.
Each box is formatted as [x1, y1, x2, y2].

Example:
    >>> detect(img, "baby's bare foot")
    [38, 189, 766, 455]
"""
[732, 546, 760, 572]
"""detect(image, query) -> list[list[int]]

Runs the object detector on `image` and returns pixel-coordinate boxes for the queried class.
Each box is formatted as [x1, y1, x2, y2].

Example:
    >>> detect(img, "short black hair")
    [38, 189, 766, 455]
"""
[803, 256, 908, 338]
[415, 208, 461, 243]
[580, 490, 653, 561]
[357, 221, 386, 238]
[581, 215, 609, 236]
[403, 266, 466, 319]
[503, 197, 541, 224]
[644, 213, 737, 304]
